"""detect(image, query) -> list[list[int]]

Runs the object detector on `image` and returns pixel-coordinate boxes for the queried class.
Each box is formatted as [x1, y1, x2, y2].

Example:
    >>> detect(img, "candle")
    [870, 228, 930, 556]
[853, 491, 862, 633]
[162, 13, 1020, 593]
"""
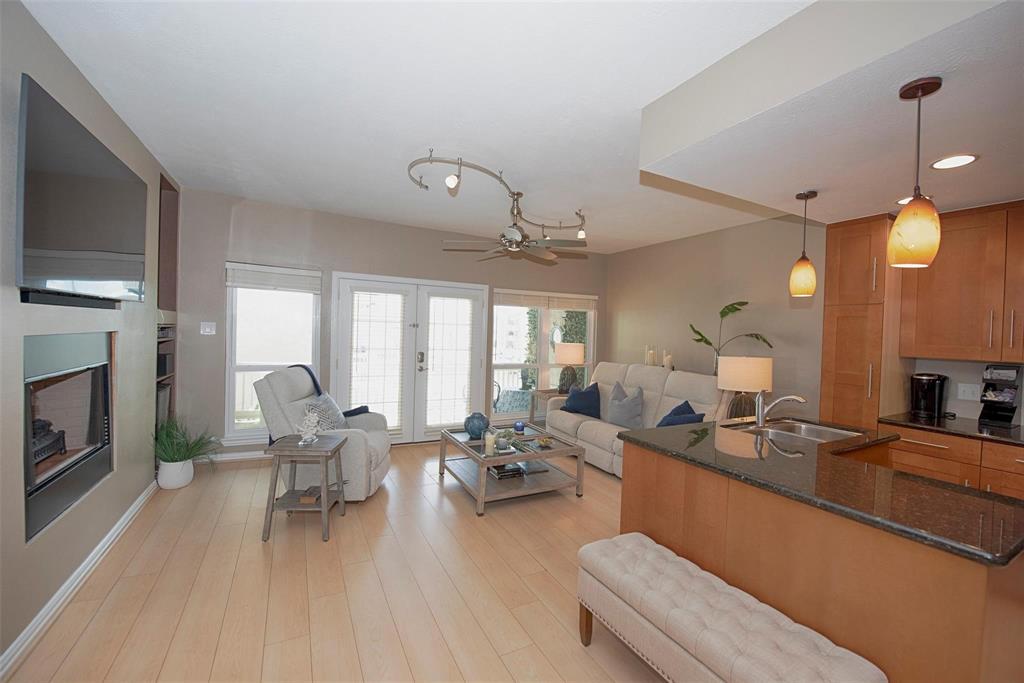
[663, 353, 673, 370]
[646, 348, 655, 365]
[484, 431, 496, 456]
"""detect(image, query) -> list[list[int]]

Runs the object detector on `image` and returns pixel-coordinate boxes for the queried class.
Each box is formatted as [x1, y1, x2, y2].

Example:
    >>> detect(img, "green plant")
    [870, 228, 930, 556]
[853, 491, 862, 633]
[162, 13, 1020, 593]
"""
[689, 301, 773, 373]
[496, 428, 515, 441]
[154, 417, 221, 464]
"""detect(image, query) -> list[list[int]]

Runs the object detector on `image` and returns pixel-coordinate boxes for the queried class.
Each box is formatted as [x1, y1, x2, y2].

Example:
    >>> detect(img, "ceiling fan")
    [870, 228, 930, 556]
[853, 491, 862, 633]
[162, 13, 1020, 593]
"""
[408, 150, 588, 263]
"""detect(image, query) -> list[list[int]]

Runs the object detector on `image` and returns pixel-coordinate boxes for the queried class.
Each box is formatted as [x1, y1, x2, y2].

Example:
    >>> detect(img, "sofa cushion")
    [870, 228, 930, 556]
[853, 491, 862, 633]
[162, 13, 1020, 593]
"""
[546, 407, 598, 438]
[577, 419, 626, 455]
[656, 412, 705, 428]
[623, 365, 671, 428]
[579, 533, 886, 683]
[562, 383, 600, 418]
[607, 382, 643, 429]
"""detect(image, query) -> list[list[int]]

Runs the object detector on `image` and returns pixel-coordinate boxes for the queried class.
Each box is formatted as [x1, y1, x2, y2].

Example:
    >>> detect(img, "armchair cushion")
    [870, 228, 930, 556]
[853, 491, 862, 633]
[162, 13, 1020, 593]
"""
[307, 394, 346, 430]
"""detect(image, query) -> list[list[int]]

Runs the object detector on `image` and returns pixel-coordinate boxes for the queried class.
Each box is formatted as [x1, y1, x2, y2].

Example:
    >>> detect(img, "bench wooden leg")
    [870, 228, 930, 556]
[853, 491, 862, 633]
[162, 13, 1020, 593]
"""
[579, 603, 593, 646]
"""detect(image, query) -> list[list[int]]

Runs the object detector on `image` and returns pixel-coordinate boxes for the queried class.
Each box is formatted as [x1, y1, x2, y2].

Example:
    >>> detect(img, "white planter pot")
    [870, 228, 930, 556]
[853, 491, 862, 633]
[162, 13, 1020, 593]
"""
[157, 459, 194, 489]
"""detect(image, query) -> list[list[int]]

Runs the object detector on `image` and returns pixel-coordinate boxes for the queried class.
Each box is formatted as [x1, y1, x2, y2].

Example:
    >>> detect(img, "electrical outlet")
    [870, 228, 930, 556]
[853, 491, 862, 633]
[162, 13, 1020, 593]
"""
[200, 322, 217, 336]
[956, 383, 981, 401]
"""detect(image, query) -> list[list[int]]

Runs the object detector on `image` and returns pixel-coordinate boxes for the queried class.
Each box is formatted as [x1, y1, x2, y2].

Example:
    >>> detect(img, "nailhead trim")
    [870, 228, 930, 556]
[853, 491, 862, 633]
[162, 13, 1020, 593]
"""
[579, 598, 673, 683]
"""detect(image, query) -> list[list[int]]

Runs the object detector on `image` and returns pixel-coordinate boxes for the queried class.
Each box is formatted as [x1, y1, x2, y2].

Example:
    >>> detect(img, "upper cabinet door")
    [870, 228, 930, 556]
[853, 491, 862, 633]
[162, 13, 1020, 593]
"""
[900, 209, 1007, 361]
[824, 216, 889, 306]
[820, 304, 883, 430]
[1002, 207, 1024, 362]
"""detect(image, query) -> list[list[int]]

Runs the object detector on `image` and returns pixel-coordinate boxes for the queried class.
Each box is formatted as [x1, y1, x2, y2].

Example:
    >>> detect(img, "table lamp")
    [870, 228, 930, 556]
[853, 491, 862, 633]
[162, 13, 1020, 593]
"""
[717, 356, 773, 419]
[554, 342, 586, 393]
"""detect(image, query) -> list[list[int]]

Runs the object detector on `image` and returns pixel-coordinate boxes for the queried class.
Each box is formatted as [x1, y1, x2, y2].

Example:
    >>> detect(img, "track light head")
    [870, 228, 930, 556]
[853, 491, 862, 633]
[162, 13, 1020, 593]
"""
[577, 227, 586, 240]
[445, 173, 460, 189]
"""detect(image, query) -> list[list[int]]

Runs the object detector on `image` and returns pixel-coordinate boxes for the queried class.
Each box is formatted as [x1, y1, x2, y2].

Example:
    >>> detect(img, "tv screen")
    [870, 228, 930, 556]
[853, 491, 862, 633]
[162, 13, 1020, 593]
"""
[17, 74, 147, 303]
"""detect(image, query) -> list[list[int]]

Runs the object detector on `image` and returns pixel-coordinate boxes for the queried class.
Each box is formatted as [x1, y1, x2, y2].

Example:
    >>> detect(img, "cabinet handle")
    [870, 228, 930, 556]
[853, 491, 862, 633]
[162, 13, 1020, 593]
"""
[988, 309, 994, 348]
[986, 484, 991, 492]
[900, 438, 949, 449]
[1010, 309, 1016, 349]
[866, 363, 873, 399]
[1015, 458, 1024, 465]
[964, 478, 971, 487]
[978, 513, 984, 547]
[998, 519, 1005, 554]
[871, 257, 877, 292]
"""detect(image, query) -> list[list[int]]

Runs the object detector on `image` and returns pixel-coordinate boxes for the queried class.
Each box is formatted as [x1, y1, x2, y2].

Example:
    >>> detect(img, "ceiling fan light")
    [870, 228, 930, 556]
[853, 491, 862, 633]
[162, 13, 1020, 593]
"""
[789, 254, 817, 297]
[444, 173, 460, 189]
[887, 195, 941, 268]
[577, 227, 586, 240]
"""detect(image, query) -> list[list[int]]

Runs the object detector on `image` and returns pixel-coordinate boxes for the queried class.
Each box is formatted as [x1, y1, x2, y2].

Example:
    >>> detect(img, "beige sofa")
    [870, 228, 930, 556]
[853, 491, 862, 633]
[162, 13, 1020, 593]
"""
[545, 362, 729, 477]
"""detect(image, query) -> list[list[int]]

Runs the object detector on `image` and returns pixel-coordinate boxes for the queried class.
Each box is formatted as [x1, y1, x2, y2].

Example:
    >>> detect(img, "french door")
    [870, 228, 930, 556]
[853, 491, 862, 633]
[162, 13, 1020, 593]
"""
[332, 274, 487, 443]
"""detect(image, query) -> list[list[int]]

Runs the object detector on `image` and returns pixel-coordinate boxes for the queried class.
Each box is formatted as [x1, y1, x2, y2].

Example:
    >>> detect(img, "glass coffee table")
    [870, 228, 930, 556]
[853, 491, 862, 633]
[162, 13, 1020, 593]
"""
[439, 424, 585, 515]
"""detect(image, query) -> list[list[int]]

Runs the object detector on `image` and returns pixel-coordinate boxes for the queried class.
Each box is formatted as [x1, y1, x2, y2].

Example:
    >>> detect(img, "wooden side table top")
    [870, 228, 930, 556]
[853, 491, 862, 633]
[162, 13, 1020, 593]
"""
[265, 433, 346, 457]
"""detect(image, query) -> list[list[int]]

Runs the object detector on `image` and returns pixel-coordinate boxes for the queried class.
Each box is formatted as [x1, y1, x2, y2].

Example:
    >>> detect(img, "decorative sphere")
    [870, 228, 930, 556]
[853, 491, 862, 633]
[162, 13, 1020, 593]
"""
[514, 421, 525, 434]
[464, 412, 489, 439]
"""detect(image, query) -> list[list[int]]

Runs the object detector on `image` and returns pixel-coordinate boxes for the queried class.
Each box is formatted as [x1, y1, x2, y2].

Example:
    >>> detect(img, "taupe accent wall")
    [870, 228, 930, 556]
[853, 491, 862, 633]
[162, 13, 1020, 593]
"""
[175, 189, 608, 443]
[0, 1, 174, 651]
[603, 217, 826, 418]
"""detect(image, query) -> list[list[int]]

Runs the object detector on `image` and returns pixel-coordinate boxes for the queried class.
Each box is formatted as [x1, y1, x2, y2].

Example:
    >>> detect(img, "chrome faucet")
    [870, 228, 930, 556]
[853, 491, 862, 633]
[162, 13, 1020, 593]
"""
[754, 391, 807, 427]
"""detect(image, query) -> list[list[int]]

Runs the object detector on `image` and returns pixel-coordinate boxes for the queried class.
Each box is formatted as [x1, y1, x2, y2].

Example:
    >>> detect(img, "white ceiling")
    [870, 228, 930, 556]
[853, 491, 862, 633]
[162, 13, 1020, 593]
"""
[645, 2, 1024, 223]
[24, 1, 811, 254]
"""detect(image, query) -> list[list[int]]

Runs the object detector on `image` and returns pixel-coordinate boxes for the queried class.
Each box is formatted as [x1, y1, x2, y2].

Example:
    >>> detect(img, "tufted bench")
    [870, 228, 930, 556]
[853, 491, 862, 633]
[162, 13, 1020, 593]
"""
[577, 533, 886, 683]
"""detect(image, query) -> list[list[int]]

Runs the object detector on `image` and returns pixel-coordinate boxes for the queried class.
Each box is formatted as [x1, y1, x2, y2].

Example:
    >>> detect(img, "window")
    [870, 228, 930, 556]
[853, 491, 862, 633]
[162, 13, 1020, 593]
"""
[225, 263, 321, 442]
[491, 291, 596, 418]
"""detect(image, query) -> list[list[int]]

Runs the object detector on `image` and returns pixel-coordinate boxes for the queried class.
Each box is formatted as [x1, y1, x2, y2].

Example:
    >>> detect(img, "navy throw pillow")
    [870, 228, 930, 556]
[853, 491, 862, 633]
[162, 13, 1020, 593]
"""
[561, 383, 600, 419]
[667, 401, 696, 417]
[656, 412, 705, 428]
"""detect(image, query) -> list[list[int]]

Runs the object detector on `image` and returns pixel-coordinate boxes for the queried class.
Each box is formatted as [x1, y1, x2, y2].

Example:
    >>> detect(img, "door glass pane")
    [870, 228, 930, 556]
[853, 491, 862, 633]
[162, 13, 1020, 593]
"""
[235, 288, 315, 365]
[233, 369, 272, 431]
[425, 296, 474, 427]
[349, 290, 406, 429]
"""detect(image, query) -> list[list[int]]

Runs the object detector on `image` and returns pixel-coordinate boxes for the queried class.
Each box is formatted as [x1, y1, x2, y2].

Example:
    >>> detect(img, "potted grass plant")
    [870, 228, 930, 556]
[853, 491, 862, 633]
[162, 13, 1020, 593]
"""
[154, 417, 221, 489]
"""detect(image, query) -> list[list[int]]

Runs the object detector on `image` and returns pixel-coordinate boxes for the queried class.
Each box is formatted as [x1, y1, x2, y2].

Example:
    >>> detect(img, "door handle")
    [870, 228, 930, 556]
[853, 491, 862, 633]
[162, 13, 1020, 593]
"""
[417, 365, 427, 372]
[988, 309, 994, 349]
[866, 363, 873, 399]
[871, 257, 877, 292]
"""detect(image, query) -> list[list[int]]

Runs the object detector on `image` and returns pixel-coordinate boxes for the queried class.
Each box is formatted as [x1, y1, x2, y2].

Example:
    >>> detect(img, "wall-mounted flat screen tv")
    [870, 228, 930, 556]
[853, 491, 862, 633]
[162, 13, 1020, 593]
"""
[17, 74, 147, 303]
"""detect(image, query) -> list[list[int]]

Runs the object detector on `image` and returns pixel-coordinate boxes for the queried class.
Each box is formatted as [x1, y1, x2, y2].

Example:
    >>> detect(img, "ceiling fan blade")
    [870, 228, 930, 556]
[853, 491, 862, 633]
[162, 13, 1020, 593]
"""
[520, 245, 558, 261]
[443, 240, 497, 248]
[477, 248, 508, 262]
[551, 250, 589, 259]
[529, 239, 586, 248]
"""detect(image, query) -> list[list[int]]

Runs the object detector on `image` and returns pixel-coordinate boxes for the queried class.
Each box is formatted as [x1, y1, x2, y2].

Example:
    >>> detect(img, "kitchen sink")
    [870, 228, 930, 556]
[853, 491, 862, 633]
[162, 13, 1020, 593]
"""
[724, 419, 861, 444]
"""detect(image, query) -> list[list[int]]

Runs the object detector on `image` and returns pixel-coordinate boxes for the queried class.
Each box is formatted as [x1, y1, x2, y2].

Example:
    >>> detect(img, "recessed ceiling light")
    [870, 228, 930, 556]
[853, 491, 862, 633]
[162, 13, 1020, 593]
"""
[930, 154, 977, 170]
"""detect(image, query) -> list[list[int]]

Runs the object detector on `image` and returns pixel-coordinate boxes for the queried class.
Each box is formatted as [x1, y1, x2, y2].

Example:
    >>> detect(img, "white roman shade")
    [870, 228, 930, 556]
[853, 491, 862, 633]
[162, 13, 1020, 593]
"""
[494, 290, 596, 311]
[225, 262, 322, 293]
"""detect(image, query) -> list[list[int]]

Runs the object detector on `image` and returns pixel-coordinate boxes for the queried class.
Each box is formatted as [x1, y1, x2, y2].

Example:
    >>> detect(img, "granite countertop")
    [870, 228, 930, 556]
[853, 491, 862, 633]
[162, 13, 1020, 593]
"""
[879, 412, 1024, 447]
[618, 419, 1024, 566]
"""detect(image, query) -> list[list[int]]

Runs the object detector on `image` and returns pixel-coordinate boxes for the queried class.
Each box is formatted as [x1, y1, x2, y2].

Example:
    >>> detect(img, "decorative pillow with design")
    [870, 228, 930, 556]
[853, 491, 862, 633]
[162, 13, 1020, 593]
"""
[607, 381, 643, 429]
[656, 411, 705, 428]
[561, 382, 601, 419]
[306, 393, 347, 431]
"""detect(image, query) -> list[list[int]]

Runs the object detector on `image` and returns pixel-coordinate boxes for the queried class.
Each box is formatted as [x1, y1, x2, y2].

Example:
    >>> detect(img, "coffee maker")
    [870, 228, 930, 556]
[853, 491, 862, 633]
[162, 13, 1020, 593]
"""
[910, 373, 948, 420]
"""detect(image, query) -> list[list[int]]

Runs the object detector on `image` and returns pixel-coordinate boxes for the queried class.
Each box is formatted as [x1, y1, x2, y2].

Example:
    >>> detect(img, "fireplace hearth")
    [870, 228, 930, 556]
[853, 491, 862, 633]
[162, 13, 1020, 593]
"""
[24, 332, 112, 539]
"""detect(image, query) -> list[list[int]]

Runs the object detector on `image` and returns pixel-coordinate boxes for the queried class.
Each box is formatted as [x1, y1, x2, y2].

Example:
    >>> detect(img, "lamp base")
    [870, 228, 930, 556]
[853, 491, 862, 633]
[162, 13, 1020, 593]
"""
[727, 392, 757, 419]
[558, 366, 579, 394]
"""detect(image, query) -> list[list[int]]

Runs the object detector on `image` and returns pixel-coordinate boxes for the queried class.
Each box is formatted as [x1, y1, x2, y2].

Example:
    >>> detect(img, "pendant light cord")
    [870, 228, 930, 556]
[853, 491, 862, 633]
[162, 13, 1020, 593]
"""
[801, 195, 808, 256]
[914, 95, 922, 197]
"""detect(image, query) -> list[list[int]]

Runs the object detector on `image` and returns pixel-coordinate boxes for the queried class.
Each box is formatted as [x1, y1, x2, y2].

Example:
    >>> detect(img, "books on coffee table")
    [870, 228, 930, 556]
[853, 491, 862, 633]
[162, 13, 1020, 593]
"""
[488, 461, 551, 480]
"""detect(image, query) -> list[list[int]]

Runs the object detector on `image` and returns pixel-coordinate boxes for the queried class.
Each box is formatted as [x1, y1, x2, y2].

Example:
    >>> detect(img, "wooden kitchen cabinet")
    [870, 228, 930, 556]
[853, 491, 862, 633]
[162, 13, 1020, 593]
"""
[900, 208, 1007, 360]
[981, 441, 1024, 476]
[819, 304, 882, 430]
[1002, 206, 1024, 362]
[980, 468, 1024, 501]
[891, 448, 981, 489]
[823, 215, 889, 306]
[886, 425, 982, 465]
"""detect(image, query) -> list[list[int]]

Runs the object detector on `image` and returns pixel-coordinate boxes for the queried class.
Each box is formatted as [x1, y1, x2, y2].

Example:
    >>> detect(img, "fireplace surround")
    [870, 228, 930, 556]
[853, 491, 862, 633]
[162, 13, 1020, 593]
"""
[24, 332, 112, 539]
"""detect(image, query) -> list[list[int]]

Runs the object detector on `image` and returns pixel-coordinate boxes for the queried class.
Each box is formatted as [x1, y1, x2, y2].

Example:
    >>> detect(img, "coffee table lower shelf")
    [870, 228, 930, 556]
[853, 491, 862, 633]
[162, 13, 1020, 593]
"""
[443, 456, 579, 515]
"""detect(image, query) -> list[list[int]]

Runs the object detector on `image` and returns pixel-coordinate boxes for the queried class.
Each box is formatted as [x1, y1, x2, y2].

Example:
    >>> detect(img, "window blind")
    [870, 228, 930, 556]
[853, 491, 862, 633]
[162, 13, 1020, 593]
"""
[493, 291, 596, 311]
[225, 262, 322, 293]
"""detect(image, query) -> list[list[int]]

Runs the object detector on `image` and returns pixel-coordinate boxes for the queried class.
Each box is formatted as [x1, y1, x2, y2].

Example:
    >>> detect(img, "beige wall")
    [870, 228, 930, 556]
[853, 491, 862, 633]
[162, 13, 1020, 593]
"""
[176, 189, 608, 443]
[603, 217, 826, 418]
[0, 1, 172, 651]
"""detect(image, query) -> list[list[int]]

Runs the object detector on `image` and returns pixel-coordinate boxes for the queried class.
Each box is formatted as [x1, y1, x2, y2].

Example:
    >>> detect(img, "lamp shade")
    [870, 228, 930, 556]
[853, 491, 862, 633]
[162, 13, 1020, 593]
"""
[887, 195, 941, 268]
[554, 342, 585, 365]
[788, 254, 817, 297]
[717, 356, 772, 393]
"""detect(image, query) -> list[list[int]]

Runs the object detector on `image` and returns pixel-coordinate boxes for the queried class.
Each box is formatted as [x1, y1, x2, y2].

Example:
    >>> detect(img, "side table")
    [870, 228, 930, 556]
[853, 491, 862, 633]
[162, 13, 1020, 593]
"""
[529, 388, 568, 424]
[262, 434, 347, 542]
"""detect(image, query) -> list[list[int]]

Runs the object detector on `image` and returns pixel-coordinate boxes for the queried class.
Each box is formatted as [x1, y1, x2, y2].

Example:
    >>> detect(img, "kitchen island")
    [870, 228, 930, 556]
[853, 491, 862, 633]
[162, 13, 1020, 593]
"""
[618, 420, 1024, 683]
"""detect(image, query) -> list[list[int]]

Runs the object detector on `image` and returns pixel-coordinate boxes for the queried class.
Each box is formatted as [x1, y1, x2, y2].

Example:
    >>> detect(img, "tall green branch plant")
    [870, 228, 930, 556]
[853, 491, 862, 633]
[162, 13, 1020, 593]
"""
[689, 301, 773, 374]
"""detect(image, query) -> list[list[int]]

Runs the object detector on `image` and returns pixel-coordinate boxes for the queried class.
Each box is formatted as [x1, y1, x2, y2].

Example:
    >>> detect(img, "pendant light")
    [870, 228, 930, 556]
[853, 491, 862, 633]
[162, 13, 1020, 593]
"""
[888, 77, 942, 268]
[789, 190, 818, 297]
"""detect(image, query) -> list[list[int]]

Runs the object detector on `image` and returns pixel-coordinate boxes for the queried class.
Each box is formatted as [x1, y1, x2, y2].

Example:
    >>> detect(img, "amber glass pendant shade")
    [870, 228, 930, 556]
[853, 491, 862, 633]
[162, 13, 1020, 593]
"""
[789, 253, 817, 297]
[887, 195, 941, 268]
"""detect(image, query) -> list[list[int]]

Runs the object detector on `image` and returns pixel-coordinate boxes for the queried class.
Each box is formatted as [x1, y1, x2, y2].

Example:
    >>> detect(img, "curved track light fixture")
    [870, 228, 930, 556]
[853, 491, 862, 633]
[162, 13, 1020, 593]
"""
[408, 149, 586, 236]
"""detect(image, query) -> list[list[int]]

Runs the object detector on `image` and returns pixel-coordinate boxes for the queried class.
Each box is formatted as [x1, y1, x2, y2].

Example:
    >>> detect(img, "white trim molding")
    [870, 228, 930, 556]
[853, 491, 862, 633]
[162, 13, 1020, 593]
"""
[0, 481, 158, 680]
[209, 450, 270, 463]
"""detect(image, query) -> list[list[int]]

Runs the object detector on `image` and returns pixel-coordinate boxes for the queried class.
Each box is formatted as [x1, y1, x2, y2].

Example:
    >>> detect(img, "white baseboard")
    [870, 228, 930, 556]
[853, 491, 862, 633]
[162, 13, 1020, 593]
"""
[210, 450, 269, 463]
[0, 481, 158, 681]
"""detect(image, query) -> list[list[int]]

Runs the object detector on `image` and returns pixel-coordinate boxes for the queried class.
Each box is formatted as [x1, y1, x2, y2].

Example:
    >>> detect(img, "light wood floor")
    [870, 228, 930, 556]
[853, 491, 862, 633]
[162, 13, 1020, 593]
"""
[11, 444, 659, 682]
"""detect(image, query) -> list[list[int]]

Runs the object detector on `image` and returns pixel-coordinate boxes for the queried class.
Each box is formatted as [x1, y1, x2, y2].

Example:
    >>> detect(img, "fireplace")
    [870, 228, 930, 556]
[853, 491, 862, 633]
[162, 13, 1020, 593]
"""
[24, 333, 112, 539]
